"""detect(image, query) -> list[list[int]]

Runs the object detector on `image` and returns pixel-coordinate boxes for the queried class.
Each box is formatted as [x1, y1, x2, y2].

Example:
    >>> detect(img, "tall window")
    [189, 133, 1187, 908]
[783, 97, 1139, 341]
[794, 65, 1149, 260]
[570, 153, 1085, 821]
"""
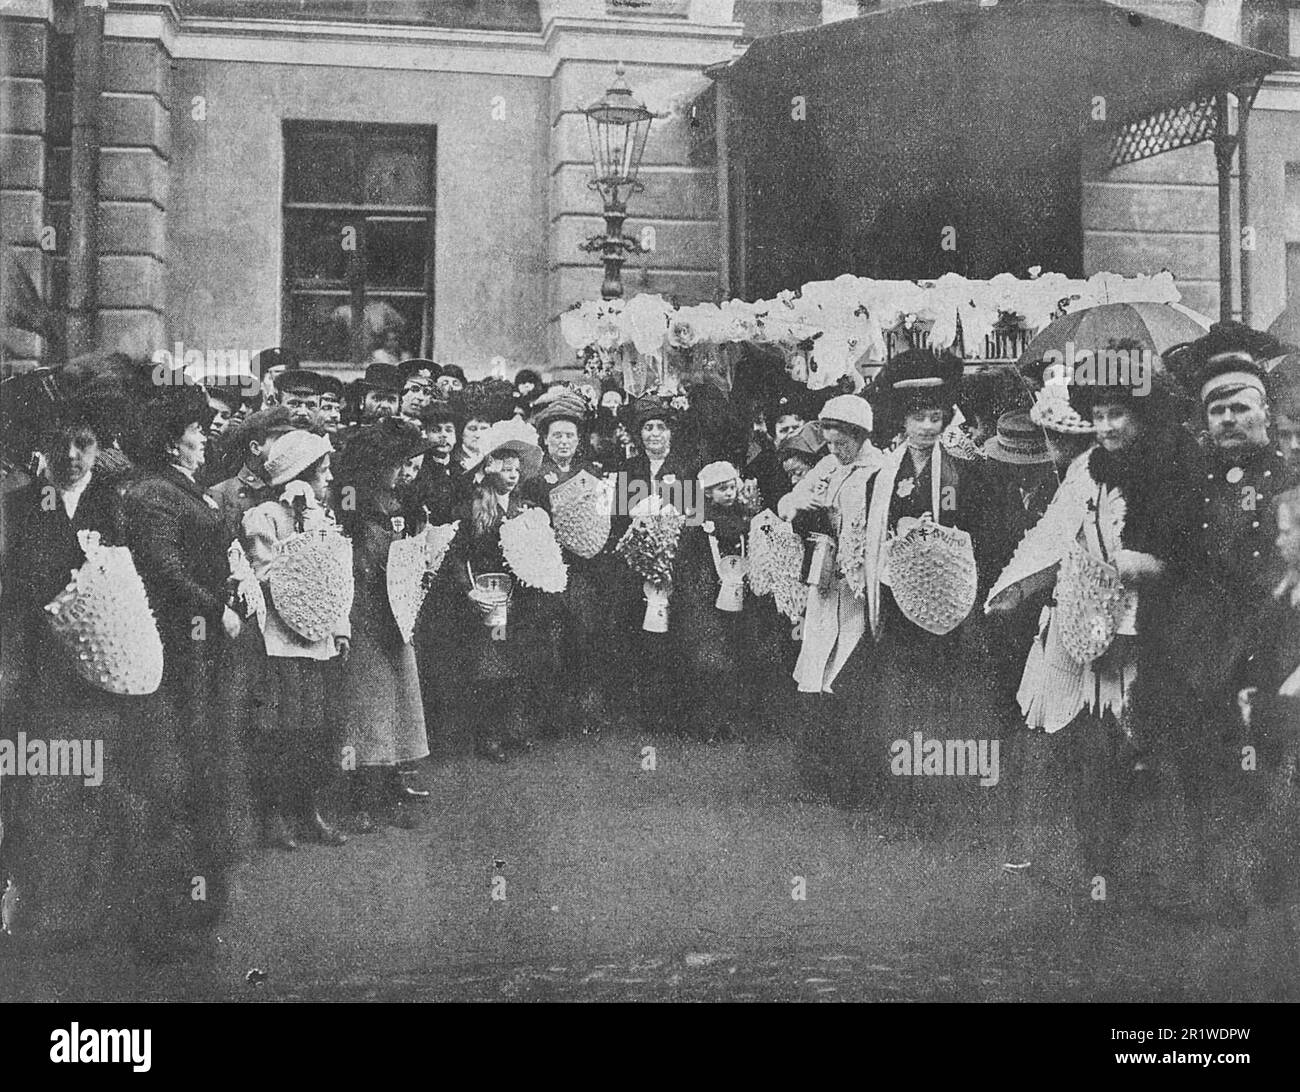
[282, 122, 436, 366]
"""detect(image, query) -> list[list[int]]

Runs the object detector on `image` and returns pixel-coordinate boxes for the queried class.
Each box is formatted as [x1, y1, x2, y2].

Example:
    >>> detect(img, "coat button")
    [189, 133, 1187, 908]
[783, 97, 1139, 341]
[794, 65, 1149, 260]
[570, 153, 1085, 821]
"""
[1252, 521, 1260, 529]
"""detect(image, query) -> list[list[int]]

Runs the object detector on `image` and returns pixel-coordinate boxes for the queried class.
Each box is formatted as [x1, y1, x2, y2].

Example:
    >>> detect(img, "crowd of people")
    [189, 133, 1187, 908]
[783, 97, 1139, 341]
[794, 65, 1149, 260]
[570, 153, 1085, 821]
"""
[0, 324, 1297, 981]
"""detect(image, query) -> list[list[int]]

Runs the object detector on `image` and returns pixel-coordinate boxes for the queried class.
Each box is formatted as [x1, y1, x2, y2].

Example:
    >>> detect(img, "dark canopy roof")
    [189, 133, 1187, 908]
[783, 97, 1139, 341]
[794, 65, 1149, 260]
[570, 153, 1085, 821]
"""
[715, 0, 1286, 297]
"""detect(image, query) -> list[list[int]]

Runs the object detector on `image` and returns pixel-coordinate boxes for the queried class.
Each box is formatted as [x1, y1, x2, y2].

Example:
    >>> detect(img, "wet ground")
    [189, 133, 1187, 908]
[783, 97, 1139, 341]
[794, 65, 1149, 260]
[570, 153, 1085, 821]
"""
[1, 732, 1296, 1002]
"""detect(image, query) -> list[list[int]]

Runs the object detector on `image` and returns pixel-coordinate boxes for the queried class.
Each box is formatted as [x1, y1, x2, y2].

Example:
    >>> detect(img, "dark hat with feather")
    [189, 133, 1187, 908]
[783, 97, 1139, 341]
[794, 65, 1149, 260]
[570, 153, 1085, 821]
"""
[867, 348, 963, 434]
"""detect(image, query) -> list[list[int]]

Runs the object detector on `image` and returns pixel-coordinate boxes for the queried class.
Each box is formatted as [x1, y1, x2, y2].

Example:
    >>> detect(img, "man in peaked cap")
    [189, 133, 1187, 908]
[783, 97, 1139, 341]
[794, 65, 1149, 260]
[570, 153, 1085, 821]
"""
[273, 368, 331, 430]
[398, 359, 440, 419]
[1148, 329, 1300, 916]
[315, 373, 345, 437]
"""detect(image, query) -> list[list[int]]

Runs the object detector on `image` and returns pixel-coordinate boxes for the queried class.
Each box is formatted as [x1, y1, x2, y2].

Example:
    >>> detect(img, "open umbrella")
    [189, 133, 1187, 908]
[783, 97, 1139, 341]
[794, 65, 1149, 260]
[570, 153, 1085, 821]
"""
[1267, 299, 1300, 352]
[1017, 302, 1211, 379]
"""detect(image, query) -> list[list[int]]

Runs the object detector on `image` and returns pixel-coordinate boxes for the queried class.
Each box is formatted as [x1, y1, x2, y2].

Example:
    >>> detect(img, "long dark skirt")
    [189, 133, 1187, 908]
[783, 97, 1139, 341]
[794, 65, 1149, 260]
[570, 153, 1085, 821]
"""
[1, 661, 149, 947]
[252, 656, 331, 811]
[120, 635, 239, 940]
[828, 591, 1004, 828]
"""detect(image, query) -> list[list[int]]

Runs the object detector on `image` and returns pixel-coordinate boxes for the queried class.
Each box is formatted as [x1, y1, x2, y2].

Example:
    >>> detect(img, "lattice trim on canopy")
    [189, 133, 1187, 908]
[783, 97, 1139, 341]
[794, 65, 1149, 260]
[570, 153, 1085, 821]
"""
[1108, 96, 1219, 168]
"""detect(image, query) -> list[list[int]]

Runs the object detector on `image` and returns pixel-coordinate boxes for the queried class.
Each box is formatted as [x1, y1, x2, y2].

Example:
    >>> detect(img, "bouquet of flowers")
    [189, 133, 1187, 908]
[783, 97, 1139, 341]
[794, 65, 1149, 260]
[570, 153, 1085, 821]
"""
[617, 497, 686, 631]
[500, 507, 568, 593]
[616, 498, 686, 589]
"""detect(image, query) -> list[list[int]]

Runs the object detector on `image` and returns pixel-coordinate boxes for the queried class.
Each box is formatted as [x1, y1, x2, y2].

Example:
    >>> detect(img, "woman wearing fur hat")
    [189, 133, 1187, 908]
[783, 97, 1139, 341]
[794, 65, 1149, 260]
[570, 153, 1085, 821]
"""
[524, 388, 620, 734]
[332, 417, 432, 829]
[119, 379, 245, 959]
[835, 351, 997, 823]
[240, 430, 351, 850]
[444, 422, 561, 762]
[453, 379, 515, 477]
[986, 368, 1202, 899]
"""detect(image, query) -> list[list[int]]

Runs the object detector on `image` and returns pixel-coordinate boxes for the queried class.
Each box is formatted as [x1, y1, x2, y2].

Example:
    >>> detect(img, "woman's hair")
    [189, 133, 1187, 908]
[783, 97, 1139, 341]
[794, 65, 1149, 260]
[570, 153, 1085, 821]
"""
[132, 383, 214, 466]
[541, 415, 582, 442]
[469, 451, 521, 537]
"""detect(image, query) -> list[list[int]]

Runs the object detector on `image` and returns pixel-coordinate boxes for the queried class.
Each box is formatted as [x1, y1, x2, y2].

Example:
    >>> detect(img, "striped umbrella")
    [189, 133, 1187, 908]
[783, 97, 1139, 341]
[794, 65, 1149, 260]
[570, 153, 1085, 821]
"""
[1017, 302, 1211, 379]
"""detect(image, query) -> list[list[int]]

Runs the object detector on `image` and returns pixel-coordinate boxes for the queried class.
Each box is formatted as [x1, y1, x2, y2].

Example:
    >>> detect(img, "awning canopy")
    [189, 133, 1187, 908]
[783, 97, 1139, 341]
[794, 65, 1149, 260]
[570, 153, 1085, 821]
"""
[715, 0, 1286, 299]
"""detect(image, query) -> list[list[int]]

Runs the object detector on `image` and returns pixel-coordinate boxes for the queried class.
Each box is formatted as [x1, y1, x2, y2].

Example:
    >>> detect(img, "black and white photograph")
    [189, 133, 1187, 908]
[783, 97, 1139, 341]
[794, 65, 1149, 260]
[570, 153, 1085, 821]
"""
[1, 0, 1299, 1020]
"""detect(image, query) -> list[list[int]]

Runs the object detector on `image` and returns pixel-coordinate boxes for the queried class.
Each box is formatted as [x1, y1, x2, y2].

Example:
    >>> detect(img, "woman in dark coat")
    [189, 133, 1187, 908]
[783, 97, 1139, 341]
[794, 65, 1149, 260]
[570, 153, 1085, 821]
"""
[524, 388, 618, 734]
[0, 403, 140, 953]
[120, 380, 244, 960]
[615, 396, 700, 733]
[986, 372, 1203, 901]
[333, 417, 432, 830]
[445, 427, 561, 762]
[837, 351, 997, 825]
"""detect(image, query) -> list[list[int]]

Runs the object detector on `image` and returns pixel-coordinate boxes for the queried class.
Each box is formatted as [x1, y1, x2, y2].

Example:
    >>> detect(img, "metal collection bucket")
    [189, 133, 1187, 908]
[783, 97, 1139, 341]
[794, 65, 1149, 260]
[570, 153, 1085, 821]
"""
[474, 572, 513, 629]
[801, 532, 837, 591]
[642, 580, 670, 632]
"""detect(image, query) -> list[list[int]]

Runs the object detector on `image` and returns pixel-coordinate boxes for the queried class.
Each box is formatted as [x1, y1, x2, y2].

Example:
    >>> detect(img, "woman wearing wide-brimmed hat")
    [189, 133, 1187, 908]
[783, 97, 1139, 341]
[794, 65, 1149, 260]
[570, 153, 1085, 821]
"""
[0, 380, 147, 955]
[332, 416, 434, 830]
[986, 367, 1202, 899]
[832, 350, 997, 823]
[444, 419, 563, 762]
[240, 429, 351, 851]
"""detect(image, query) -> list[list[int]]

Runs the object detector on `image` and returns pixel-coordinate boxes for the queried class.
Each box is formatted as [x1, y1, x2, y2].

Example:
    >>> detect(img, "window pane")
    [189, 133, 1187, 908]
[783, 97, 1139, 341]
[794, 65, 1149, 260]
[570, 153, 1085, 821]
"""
[285, 211, 356, 285]
[365, 217, 431, 289]
[287, 292, 354, 363]
[285, 127, 356, 204]
[363, 132, 433, 206]
[363, 295, 427, 359]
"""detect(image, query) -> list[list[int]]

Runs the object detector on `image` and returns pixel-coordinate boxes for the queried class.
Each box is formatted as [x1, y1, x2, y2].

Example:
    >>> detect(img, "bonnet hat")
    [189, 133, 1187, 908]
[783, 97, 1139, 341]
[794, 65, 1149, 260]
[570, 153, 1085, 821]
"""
[263, 429, 334, 487]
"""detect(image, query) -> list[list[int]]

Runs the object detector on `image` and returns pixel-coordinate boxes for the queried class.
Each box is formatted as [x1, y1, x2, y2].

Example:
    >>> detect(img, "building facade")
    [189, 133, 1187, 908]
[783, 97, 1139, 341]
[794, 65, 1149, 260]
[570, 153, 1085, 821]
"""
[2, 0, 1297, 381]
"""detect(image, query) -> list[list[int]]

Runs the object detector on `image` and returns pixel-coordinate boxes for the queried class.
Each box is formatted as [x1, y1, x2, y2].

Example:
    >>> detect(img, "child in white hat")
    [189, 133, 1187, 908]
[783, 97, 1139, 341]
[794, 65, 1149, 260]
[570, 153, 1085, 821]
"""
[675, 460, 756, 742]
[240, 429, 351, 851]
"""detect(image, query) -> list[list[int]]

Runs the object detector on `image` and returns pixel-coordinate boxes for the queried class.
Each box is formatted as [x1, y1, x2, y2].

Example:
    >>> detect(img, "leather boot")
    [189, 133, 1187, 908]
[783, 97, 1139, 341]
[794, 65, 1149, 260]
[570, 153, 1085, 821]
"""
[346, 772, 375, 834]
[394, 765, 430, 799]
[305, 795, 348, 846]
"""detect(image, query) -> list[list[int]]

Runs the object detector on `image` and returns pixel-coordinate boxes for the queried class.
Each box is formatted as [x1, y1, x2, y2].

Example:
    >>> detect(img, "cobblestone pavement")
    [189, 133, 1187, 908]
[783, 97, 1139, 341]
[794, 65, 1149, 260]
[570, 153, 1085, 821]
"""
[1, 732, 1295, 1002]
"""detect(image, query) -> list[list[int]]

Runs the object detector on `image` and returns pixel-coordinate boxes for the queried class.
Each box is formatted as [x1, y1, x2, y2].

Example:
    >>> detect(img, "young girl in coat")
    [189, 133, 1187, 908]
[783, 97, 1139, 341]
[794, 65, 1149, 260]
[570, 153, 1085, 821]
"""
[676, 461, 753, 741]
[240, 429, 350, 849]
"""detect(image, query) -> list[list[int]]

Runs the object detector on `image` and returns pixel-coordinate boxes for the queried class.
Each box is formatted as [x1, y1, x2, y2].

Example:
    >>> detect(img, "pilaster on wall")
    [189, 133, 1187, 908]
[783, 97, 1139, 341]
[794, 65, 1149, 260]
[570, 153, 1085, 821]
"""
[1, 13, 59, 372]
[545, 12, 742, 370]
[96, 23, 174, 358]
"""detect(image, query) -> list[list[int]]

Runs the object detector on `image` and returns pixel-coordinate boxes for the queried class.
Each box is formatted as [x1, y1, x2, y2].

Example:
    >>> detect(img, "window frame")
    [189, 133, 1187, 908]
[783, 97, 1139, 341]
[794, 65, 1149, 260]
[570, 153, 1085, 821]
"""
[281, 120, 437, 368]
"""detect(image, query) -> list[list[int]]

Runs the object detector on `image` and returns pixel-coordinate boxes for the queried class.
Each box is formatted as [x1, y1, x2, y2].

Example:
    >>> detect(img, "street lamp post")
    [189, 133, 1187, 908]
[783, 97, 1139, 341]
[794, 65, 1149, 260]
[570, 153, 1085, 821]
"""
[580, 65, 654, 300]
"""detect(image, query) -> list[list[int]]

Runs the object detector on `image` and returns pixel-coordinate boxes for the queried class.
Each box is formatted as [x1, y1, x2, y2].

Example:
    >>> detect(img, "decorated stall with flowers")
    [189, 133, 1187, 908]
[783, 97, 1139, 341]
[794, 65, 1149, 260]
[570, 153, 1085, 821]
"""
[559, 270, 1198, 395]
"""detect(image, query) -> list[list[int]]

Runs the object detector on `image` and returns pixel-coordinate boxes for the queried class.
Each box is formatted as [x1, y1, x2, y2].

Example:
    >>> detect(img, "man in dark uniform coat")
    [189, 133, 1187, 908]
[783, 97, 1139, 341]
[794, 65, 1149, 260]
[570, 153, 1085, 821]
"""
[1158, 337, 1300, 915]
